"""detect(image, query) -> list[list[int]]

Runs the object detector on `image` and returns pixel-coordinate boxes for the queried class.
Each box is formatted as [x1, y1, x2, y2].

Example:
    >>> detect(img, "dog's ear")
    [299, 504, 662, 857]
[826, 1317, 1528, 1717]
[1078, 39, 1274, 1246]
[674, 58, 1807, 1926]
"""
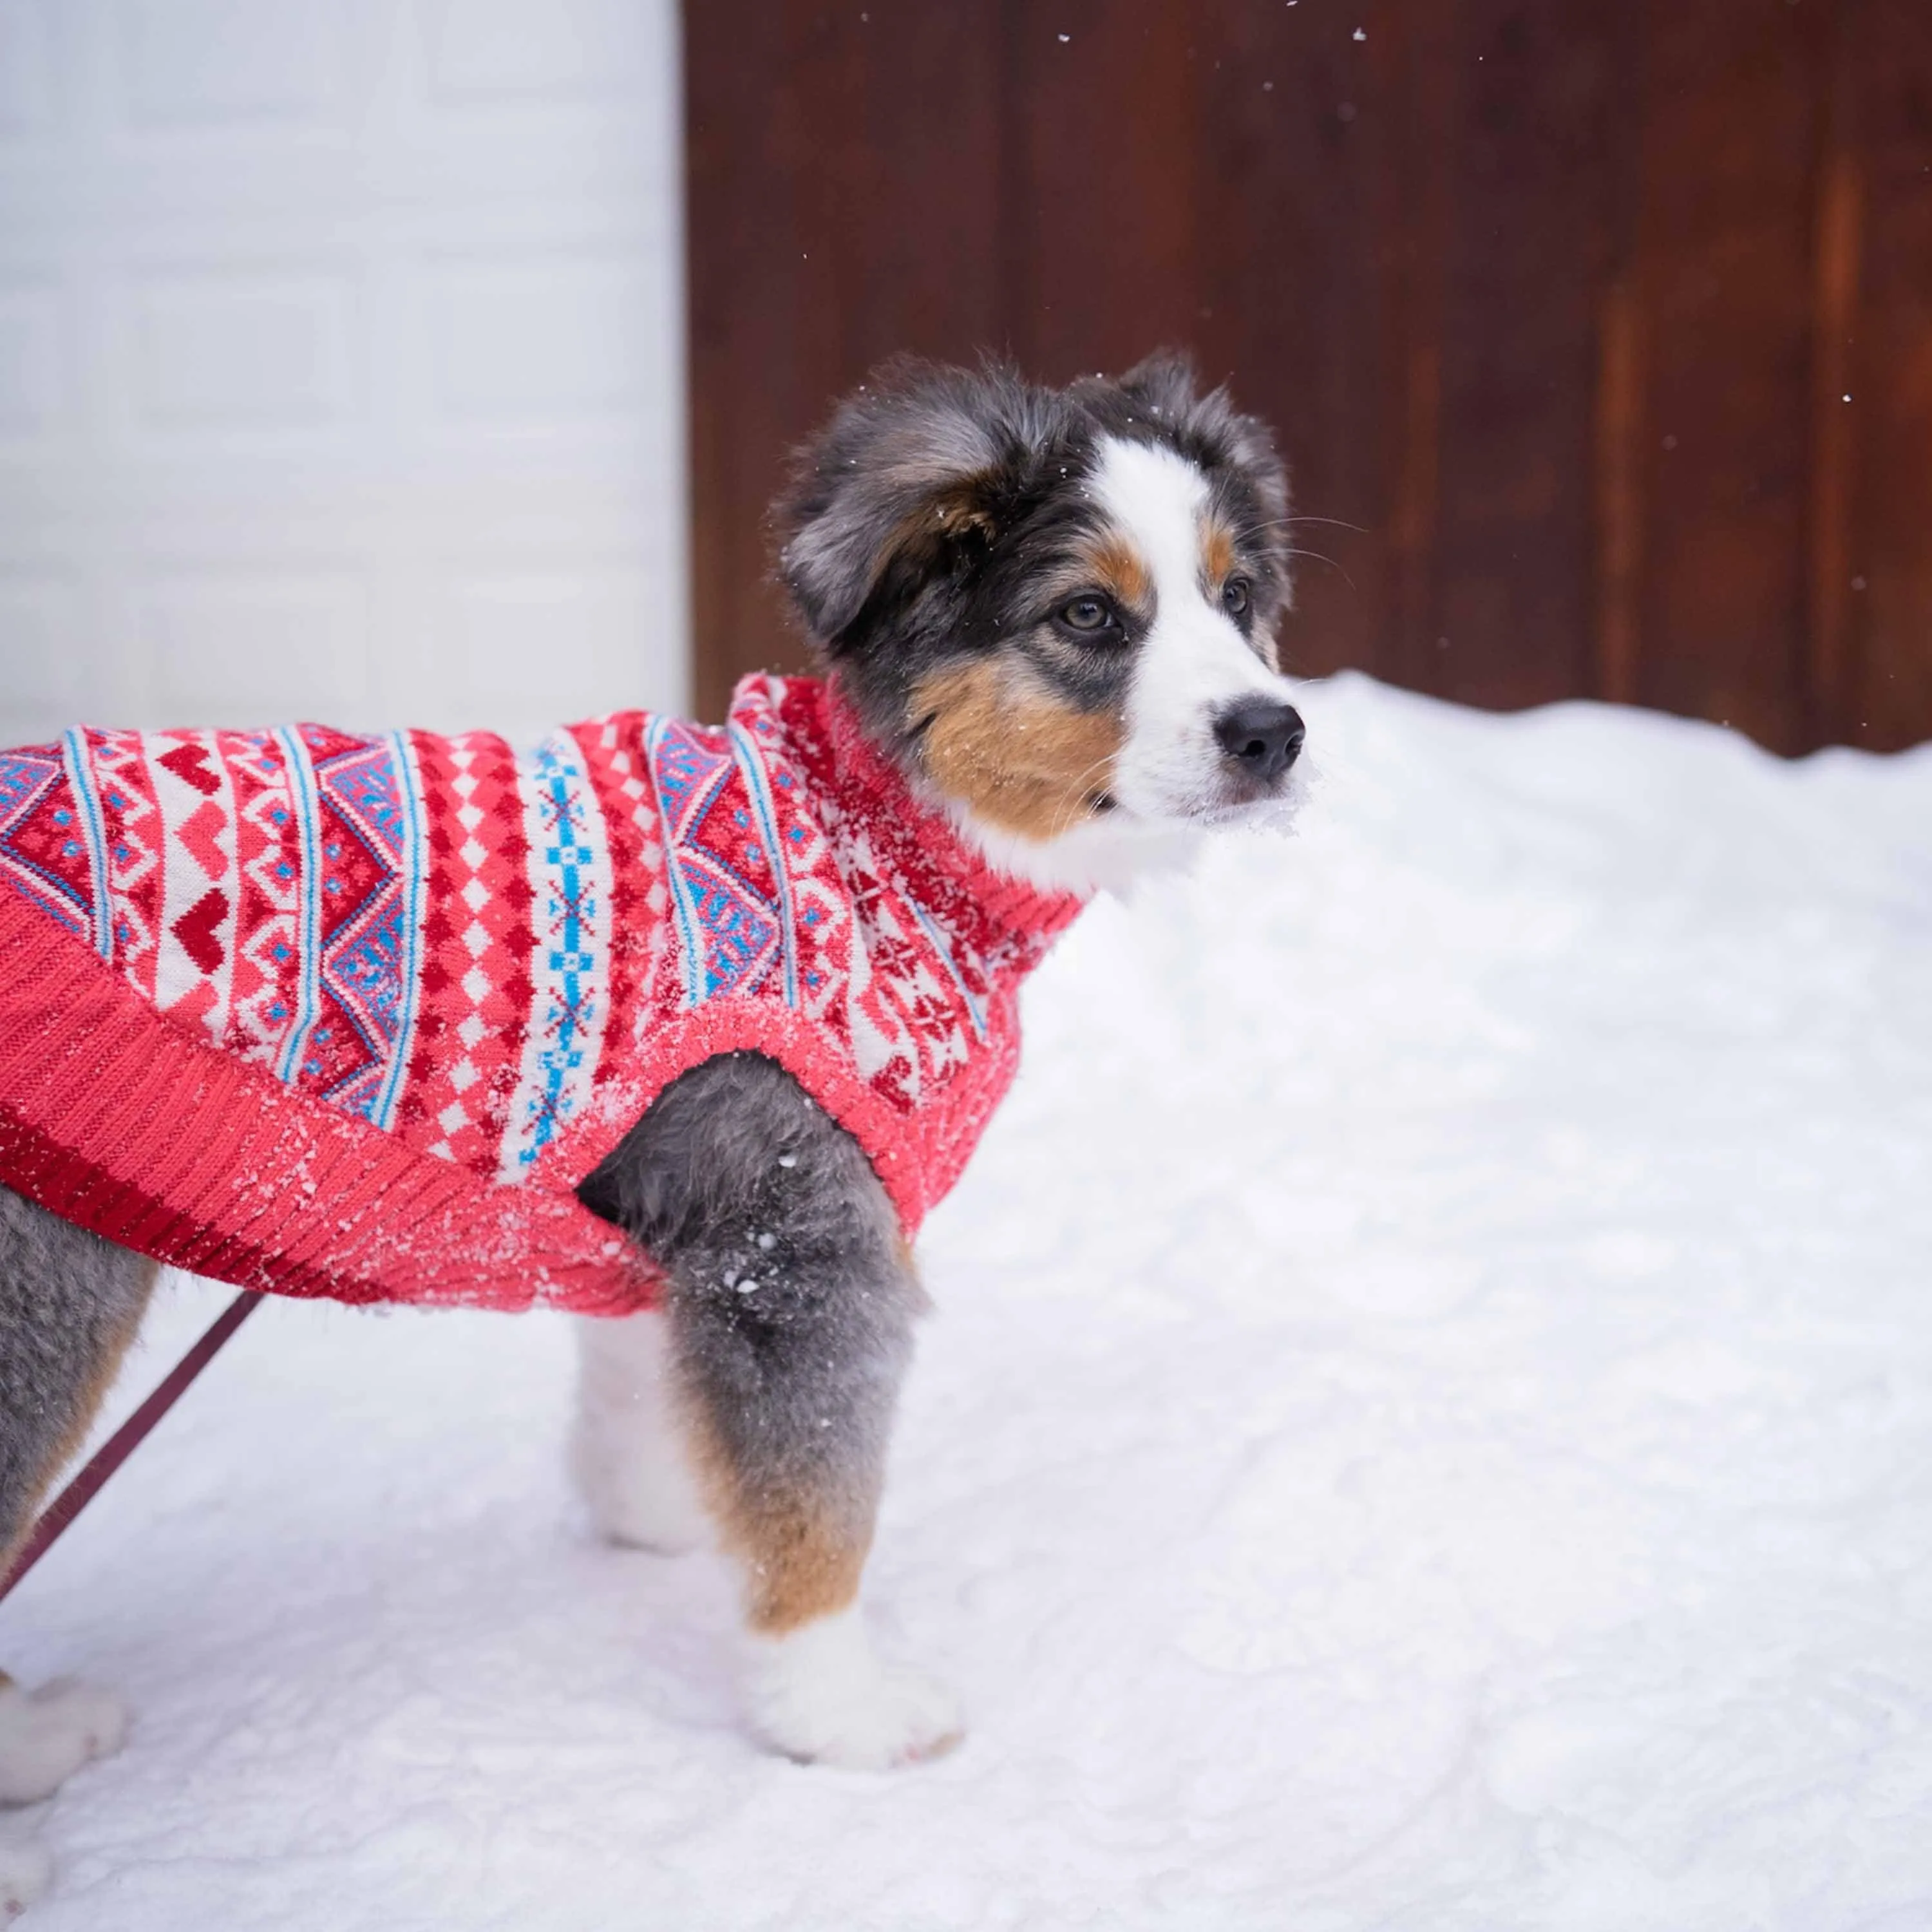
[1113, 348, 1200, 422]
[778, 363, 1012, 650]
[1115, 349, 1282, 493]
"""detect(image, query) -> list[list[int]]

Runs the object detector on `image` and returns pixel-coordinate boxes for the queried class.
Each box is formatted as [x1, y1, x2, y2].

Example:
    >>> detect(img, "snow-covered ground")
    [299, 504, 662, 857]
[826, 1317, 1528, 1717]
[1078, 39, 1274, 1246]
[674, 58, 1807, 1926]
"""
[6, 672, 1931, 1930]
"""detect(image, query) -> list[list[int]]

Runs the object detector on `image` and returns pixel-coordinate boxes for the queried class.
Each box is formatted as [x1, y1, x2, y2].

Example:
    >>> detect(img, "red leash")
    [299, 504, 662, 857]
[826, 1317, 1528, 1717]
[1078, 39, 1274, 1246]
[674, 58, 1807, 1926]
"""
[0, 1290, 263, 1607]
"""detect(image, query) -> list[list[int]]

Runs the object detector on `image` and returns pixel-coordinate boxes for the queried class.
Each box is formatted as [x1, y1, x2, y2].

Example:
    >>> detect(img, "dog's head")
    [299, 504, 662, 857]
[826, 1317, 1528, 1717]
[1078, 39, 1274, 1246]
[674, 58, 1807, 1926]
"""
[778, 354, 1305, 889]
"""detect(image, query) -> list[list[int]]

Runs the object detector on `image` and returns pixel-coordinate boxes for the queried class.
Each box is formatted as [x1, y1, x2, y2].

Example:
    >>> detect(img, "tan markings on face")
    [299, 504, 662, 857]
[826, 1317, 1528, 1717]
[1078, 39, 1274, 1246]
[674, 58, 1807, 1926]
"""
[913, 659, 1125, 841]
[678, 1402, 869, 1633]
[1201, 511, 1283, 670]
[1200, 514, 1238, 592]
[1086, 531, 1155, 618]
[1034, 529, 1155, 623]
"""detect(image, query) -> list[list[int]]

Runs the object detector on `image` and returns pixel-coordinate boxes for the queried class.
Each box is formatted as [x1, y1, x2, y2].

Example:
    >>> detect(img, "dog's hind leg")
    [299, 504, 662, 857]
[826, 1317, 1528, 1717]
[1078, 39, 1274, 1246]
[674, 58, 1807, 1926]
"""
[571, 1308, 712, 1557]
[0, 1186, 158, 1593]
[0, 1184, 155, 1909]
[577, 1052, 961, 1770]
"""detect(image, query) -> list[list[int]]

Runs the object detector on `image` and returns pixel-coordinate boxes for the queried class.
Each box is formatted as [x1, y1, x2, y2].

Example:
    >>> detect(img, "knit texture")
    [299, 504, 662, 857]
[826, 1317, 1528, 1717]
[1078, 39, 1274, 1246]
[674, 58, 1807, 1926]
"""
[0, 675, 1086, 1312]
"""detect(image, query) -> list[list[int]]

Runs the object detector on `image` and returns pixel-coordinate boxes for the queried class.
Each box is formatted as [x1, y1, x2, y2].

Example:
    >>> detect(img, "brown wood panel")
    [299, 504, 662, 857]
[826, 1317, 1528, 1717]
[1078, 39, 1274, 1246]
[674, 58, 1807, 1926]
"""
[1426, 0, 1635, 713]
[685, 0, 1932, 752]
[1191, 0, 1388, 681]
[1003, 3, 1201, 377]
[1595, 270, 1646, 709]
[1848, 0, 1932, 750]
[685, 2, 1005, 717]
[1364, 0, 1459, 699]
[1629, 0, 1824, 753]
[1808, 0, 1862, 746]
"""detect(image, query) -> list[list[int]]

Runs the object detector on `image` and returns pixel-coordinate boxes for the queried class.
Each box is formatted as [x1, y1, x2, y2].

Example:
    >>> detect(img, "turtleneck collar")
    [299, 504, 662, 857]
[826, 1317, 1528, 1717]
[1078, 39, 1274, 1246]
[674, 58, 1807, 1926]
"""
[781, 672, 1090, 957]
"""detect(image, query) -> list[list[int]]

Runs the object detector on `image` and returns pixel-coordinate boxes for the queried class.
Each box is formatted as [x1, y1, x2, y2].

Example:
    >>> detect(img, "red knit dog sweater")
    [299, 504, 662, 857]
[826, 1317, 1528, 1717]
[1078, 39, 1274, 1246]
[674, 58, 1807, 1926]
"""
[0, 675, 1084, 1312]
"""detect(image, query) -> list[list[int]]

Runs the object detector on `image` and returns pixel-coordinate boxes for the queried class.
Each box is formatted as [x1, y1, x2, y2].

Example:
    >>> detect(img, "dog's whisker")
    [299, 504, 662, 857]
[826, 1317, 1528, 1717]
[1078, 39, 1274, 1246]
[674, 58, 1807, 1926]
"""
[1280, 546, 1357, 591]
[1238, 513, 1368, 535]
[1052, 751, 1122, 830]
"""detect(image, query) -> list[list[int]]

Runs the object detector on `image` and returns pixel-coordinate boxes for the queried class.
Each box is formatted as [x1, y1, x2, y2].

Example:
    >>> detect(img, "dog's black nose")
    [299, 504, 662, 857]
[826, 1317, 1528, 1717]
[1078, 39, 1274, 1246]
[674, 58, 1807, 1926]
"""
[1214, 699, 1305, 782]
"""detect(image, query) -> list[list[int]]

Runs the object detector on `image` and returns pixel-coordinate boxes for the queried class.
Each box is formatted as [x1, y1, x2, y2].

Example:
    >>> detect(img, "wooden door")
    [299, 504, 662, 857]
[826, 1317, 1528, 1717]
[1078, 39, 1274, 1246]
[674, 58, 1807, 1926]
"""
[686, 0, 1932, 753]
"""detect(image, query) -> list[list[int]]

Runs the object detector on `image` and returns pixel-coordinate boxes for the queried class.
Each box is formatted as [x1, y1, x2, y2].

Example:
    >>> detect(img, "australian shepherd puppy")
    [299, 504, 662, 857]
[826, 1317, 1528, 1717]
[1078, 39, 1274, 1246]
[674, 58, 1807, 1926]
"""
[0, 353, 1303, 1909]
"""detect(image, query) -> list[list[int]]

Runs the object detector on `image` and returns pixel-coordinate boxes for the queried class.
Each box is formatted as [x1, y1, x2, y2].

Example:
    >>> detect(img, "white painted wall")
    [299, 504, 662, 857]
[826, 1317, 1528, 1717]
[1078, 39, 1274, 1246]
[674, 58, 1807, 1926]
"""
[0, 0, 688, 745]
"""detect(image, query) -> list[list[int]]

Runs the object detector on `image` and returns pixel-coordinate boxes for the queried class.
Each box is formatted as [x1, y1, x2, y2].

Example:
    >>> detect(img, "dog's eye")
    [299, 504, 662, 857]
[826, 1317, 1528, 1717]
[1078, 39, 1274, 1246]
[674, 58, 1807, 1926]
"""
[1058, 594, 1117, 635]
[1222, 576, 1251, 618]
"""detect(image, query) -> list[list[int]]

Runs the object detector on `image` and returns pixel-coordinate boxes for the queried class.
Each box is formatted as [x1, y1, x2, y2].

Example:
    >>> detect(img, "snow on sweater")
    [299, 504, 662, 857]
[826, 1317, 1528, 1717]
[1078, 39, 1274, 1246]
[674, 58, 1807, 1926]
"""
[0, 674, 1086, 1312]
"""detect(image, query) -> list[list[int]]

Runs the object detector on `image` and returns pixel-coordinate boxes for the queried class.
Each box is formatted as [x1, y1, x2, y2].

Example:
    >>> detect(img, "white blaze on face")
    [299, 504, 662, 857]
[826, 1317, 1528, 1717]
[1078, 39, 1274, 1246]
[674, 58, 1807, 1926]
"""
[1091, 433, 1301, 820]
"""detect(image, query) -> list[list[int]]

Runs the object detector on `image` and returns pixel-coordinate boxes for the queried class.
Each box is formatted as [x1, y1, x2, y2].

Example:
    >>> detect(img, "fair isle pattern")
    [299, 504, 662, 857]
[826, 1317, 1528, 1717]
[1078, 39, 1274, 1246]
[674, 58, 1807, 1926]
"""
[61, 732, 115, 958]
[645, 712, 780, 1007]
[404, 728, 536, 1170]
[6, 725, 437, 1131]
[728, 715, 801, 1008]
[815, 788, 984, 1103]
[0, 676, 1086, 1312]
[569, 713, 668, 1145]
[0, 746, 84, 936]
[78, 730, 164, 999]
[150, 730, 240, 1047]
[499, 729, 614, 1178]
[318, 729, 430, 1128]
[227, 732, 306, 1090]
[242, 726, 433, 1127]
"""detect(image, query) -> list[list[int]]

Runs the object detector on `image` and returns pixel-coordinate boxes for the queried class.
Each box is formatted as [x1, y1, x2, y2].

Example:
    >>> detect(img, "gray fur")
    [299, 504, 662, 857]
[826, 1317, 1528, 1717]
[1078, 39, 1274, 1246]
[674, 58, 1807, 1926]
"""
[0, 1186, 155, 1562]
[577, 1052, 923, 1542]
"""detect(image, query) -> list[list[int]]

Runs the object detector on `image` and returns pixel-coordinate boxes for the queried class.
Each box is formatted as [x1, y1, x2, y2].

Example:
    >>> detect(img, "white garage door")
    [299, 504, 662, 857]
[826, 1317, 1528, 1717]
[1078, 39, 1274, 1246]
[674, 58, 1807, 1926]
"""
[0, 0, 688, 746]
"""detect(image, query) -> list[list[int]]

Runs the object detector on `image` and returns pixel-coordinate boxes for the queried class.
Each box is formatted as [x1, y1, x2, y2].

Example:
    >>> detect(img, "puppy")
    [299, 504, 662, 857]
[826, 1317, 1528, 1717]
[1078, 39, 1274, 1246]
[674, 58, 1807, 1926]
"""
[0, 353, 1303, 1908]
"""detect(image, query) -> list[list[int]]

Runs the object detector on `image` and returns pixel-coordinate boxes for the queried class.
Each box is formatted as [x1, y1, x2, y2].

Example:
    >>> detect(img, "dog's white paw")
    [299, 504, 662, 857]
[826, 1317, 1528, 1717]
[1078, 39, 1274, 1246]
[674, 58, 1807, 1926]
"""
[743, 1607, 963, 1770]
[0, 1837, 53, 1922]
[0, 1679, 128, 1807]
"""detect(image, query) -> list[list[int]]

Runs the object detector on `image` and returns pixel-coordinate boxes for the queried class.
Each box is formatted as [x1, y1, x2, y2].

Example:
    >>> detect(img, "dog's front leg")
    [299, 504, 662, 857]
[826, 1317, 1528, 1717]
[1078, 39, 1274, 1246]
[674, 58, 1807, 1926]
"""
[670, 1250, 963, 1771]
[575, 1052, 961, 1768]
